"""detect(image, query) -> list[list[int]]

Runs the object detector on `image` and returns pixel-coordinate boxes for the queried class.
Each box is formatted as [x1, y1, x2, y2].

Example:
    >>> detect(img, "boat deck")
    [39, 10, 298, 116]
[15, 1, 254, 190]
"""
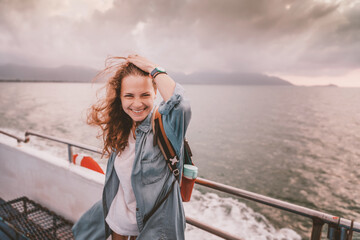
[0, 197, 74, 240]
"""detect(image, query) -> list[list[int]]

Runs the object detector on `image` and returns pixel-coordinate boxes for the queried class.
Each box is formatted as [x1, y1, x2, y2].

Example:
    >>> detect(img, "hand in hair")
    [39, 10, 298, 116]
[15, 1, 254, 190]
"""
[127, 55, 157, 73]
[127, 54, 176, 102]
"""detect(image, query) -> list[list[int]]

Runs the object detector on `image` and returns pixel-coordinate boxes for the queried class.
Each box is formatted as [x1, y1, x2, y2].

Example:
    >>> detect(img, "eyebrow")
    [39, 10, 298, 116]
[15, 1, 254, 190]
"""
[123, 91, 151, 95]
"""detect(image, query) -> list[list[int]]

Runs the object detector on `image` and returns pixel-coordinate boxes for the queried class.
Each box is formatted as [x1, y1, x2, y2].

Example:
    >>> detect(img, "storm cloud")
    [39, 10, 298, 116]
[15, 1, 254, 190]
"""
[0, 0, 359, 84]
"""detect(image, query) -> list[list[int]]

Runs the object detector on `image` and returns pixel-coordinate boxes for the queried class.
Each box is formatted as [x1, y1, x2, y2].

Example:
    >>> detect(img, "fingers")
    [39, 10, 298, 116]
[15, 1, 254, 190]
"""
[127, 54, 140, 59]
[126, 55, 156, 72]
[126, 54, 141, 65]
[126, 55, 142, 65]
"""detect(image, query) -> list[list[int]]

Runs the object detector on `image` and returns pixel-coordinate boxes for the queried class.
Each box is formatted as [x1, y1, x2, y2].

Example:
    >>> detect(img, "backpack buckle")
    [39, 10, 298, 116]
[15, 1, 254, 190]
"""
[173, 169, 180, 177]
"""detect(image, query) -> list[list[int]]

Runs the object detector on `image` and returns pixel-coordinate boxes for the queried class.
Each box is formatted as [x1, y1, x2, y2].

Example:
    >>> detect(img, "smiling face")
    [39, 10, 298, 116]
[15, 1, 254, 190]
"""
[120, 74, 156, 124]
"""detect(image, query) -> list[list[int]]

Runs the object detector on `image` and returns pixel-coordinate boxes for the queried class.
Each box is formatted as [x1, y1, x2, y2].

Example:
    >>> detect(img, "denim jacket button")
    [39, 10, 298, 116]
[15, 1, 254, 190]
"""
[136, 208, 139, 211]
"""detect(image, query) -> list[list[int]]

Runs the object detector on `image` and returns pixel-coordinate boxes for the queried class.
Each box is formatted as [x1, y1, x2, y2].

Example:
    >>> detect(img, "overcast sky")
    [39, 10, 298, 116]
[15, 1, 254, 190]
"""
[1, 0, 359, 86]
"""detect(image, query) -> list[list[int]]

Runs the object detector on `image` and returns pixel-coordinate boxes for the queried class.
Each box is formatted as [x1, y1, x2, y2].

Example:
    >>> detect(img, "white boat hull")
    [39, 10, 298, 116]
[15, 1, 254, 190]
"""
[0, 138, 105, 222]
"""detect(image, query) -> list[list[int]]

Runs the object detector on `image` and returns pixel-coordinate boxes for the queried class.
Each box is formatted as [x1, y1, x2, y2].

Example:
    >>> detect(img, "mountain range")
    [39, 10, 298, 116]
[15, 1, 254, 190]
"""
[0, 64, 293, 86]
[0, 64, 97, 82]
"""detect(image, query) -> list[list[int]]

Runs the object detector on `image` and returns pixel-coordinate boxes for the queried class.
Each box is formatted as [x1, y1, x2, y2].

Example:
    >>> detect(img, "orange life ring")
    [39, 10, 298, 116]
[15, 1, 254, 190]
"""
[73, 154, 104, 174]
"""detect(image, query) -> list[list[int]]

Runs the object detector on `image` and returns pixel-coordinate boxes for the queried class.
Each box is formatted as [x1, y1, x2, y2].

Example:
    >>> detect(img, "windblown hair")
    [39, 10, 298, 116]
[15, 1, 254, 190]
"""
[87, 57, 152, 158]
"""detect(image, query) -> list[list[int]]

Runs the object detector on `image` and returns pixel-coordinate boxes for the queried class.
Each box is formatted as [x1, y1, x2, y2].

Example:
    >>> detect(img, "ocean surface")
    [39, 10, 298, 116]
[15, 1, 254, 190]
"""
[1, 82, 360, 239]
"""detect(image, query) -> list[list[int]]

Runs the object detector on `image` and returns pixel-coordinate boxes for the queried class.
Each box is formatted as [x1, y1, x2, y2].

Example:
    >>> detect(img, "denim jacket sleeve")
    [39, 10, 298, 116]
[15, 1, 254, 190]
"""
[158, 83, 191, 156]
[72, 200, 105, 240]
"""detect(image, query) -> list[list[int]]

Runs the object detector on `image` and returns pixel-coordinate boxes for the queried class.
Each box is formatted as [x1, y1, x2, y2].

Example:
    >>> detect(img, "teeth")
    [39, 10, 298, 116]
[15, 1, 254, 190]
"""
[132, 109, 144, 113]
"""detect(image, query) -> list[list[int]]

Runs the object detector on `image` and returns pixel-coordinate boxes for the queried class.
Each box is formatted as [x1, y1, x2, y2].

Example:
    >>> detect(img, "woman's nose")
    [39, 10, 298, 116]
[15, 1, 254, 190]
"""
[132, 98, 143, 107]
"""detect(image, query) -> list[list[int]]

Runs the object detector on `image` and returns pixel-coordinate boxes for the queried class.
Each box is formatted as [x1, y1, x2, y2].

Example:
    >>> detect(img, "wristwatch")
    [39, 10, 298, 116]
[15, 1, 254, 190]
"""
[150, 67, 167, 79]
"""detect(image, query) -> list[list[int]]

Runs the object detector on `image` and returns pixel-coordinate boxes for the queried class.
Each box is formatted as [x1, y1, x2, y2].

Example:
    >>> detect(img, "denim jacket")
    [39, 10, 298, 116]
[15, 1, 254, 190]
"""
[72, 83, 191, 240]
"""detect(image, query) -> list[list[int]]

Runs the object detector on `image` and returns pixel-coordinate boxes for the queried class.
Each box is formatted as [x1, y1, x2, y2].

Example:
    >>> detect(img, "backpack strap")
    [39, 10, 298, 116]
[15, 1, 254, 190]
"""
[152, 107, 180, 180]
[144, 107, 195, 224]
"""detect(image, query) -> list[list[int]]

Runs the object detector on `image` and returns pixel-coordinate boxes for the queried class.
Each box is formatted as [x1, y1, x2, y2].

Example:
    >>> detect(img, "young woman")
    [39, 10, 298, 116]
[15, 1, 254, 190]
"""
[72, 55, 191, 240]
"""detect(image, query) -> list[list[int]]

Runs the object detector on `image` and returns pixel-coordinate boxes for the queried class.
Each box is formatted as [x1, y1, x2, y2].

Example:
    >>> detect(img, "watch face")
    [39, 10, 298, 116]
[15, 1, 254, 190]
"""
[156, 67, 166, 73]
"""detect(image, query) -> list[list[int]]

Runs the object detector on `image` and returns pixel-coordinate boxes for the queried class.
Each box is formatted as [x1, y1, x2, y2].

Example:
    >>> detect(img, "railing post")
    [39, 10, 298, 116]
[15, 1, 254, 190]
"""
[327, 223, 341, 240]
[340, 227, 350, 240]
[310, 217, 324, 240]
[67, 145, 73, 163]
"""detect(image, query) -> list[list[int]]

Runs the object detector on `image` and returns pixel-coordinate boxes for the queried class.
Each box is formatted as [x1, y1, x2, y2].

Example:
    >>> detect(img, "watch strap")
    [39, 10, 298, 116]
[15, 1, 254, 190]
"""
[150, 67, 167, 79]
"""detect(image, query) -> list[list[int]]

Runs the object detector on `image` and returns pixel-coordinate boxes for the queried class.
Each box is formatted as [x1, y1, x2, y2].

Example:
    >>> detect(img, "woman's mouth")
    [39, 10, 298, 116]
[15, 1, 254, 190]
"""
[131, 108, 146, 114]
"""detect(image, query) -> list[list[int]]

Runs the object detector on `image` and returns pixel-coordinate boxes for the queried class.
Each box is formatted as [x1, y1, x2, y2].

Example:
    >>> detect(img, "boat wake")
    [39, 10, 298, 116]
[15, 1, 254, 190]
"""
[184, 190, 301, 240]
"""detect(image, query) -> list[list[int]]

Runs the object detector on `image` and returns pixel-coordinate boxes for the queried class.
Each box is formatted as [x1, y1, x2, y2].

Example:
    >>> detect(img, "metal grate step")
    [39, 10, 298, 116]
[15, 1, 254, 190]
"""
[0, 197, 74, 240]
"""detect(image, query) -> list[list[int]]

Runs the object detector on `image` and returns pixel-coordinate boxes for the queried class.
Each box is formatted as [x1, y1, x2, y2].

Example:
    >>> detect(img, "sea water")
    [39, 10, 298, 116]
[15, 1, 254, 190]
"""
[1, 82, 360, 239]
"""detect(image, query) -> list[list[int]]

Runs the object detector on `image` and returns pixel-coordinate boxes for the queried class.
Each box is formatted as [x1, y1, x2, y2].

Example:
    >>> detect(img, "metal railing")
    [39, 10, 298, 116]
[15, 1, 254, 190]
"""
[1, 129, 359, 240]
[0, 130, 29, 144]
[24, 130, 102, 163]
[195, 178, 359, 239]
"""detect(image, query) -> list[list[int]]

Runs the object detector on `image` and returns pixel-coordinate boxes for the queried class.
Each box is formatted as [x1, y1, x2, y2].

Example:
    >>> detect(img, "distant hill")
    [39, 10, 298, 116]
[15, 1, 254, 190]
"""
[172, 72, 293, 85]
[0, 64, 293, 85]
[0, 64, 98, 82]
[311, 84, 338, 87]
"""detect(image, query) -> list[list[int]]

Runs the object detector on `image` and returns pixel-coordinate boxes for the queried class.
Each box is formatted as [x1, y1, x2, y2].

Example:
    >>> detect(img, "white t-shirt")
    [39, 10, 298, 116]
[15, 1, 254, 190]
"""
[105, 131, 139, 235]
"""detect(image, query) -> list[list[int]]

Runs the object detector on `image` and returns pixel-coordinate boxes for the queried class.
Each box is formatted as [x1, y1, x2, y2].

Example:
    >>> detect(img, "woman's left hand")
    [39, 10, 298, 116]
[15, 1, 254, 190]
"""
[127, 54, 176, 102]
[127, 55, 157, 73]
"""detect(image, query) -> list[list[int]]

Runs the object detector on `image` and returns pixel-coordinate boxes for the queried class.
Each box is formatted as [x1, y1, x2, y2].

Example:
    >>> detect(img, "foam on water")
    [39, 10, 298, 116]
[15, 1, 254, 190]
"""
[184, 190, 301, 240]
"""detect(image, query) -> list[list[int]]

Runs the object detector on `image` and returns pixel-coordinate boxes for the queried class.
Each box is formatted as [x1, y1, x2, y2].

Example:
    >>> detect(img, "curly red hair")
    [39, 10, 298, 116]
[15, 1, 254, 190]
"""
[87, 57, 155, 158]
